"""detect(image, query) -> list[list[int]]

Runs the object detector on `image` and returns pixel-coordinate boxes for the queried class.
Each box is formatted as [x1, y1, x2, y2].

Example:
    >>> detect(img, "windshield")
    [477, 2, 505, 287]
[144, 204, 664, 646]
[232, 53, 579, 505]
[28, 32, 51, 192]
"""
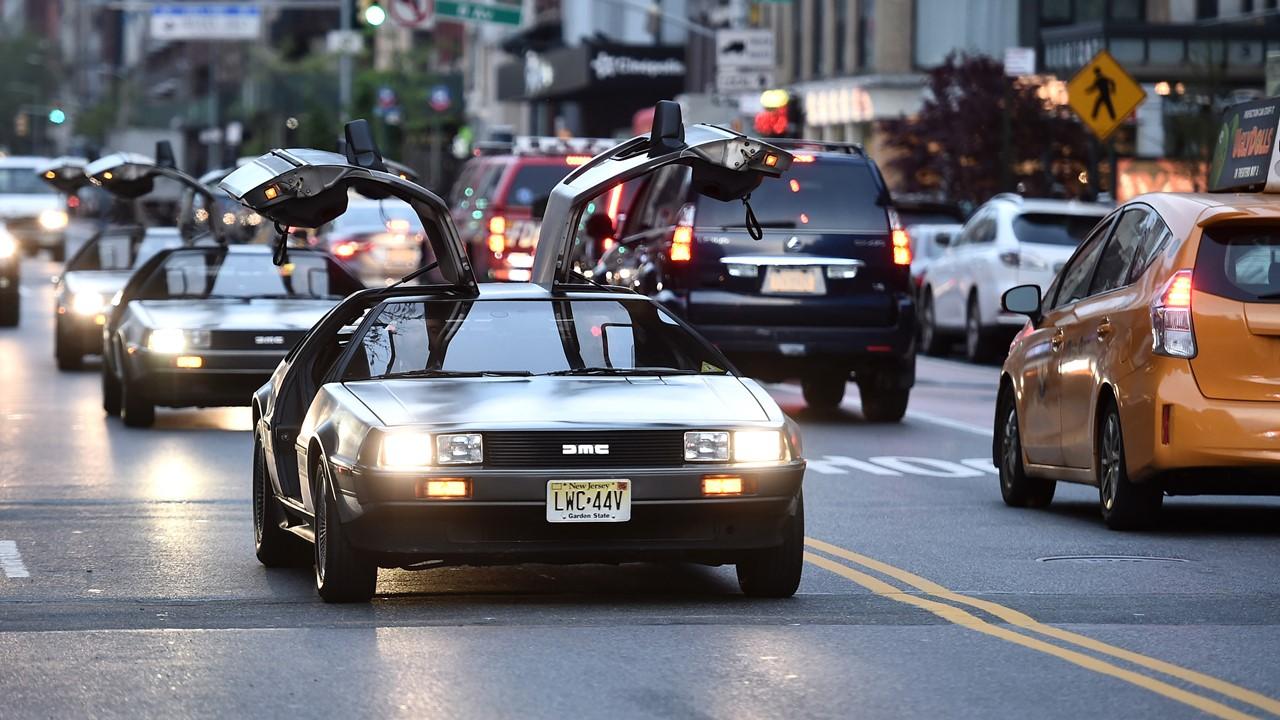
[693, 159, 888, 232]
[0, 167, 56, 195]
[343, 298, 731, 379]
[1013, 213, 1106, 247]
[505, 164, 572, 208]
[65, 229, 180, 272]
[136, 249, 362, 300]
[328, 202, 424, 235]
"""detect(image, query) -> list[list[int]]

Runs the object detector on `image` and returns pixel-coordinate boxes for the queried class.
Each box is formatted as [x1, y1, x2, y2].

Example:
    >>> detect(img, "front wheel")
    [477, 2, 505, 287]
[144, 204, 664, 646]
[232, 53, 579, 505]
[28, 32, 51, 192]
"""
[120, 376, 155, 428]
[253, 435, 309, 567]
[1097, 403, 1161, 530]
[997, 393, 1055, 508]
[736, 494, 804, 598]
[801, 373, 846, 411]
[55, 320, 81, 371]
[102, 368, 122, 416]
[313, 461, 377, 602]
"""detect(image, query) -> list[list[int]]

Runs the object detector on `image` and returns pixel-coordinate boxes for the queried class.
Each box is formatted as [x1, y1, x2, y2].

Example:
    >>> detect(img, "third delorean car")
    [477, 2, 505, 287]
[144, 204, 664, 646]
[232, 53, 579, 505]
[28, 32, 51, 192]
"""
[221, 107, 808, 603]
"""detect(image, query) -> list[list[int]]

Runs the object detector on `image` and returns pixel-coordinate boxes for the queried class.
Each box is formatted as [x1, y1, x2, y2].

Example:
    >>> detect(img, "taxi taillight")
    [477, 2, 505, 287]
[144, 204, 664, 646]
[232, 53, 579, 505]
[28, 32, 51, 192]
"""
[488, 215, 507, 254]
[1152, 269, 1196, 358]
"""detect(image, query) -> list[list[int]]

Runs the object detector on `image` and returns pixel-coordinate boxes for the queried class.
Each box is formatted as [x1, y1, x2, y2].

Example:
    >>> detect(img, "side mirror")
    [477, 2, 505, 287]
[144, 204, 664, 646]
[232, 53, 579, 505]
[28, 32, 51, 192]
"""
[649, 100, 686, 157]
[344, 119, 387, 173]
[155, 141, 177, 170]
[1002, 284, 1042, 320]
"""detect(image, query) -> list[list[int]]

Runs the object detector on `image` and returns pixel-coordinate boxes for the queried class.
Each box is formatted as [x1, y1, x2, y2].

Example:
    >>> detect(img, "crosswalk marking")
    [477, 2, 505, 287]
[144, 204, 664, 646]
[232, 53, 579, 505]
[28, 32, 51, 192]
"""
[806, 455, 999, 478]
[0, 540, 30, 578]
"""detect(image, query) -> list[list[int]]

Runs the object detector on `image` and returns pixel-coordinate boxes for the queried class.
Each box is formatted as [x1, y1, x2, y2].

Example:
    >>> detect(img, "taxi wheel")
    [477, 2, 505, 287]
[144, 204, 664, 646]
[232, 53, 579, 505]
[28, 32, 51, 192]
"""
[55, 321, 81, 371]
[919, 291, 944, 356]
[1097, 404, 1162, 530]
[997, 395, 1055, 508]
[802, 374, 846, 411]
[101, 368, 121, 416]
[120, 377, 155, 428]
[253, 435, 308, 567]
[736, 493, 804, 598]
[313, 461, 377, 603]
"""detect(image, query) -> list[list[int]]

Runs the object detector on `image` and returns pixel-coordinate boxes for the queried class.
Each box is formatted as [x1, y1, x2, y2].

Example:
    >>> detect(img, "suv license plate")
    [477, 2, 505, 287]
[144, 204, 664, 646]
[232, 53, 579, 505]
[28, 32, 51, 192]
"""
[763, 267, 826, 295]
[546, 480, 631, 523]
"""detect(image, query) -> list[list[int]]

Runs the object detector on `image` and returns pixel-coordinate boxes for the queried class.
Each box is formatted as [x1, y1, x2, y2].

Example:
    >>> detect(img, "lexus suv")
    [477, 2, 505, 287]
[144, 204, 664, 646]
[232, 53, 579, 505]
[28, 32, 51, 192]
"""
[592, 142, 916, 419]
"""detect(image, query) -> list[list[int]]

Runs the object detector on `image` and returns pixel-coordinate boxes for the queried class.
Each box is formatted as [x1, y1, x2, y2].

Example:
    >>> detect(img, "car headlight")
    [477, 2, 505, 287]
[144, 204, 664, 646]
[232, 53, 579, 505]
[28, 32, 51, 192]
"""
[685, 431, 729, 461]
[146, 329, 210, 353]
[0, 231, 15, 259]
[38, 209, 68, 231]
[70, 291, 106, 316]
[436, 433, 483, 465]
[733, 430, 783, 463]
[379, 430, 434, 470]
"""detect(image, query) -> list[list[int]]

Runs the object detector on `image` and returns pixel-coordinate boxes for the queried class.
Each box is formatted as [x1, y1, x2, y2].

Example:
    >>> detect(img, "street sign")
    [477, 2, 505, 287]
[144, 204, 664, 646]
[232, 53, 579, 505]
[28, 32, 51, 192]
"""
[326, 30, 363, 55]
[150, 3, 261, 41]
[1003, 47, 1035, 77]
[1208, 96, 1280, 193]
[435, 0, 521, 25]
[716, 29, 775, 69]
[387, 0, 435, 29]
[716, 69, 775, 94]
[1067, 49, 1146, 141]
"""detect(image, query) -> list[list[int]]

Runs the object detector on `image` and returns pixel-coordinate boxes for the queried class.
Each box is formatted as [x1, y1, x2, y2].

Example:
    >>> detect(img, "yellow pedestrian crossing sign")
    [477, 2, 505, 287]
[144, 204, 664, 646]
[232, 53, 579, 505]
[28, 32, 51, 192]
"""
[1067, 49, 1146, 141]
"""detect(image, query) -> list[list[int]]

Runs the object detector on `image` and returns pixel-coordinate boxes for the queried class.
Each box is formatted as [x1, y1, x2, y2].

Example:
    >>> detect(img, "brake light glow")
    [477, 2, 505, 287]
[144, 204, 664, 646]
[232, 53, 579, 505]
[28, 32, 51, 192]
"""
[892, 229, 912, 265]
[792, 154, 816, 163]
[670, 203, 696, 263]
[1152, 269, 1196, 358]
[565, 155, 591, 166]
[333, 241, 360, 259]
[488, 215, 507, 254]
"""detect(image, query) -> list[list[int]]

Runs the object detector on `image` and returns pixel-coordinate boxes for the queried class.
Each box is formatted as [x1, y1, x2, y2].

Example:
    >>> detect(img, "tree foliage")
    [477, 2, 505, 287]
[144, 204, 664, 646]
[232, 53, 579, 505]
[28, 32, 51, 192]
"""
[878, 52, 1092, 206]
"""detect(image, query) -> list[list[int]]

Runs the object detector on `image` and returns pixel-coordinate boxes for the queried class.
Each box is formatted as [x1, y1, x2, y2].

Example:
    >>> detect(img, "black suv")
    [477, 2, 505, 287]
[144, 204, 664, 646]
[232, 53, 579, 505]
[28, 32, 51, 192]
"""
[592, 142, 915, 419]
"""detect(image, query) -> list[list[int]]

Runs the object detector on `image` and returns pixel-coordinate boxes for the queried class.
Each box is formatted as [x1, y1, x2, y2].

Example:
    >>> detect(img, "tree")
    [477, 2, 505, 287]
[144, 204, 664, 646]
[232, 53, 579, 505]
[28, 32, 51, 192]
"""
[878, 52, 1092, 206]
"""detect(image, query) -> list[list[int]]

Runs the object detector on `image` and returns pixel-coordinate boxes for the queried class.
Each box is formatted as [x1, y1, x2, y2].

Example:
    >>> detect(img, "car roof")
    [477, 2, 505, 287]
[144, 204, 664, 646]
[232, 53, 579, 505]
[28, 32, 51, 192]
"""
[387, 282, 642, 304]
[986, 195, 1111, 216]
[1130, 191, 1280, 239]
[0, 156, 51, 168]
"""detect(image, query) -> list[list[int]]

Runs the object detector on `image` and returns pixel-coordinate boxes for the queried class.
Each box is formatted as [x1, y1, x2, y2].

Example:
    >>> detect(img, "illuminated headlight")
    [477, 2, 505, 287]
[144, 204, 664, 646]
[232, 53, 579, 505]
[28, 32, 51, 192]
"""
[685, 431, 729, 462]
[379, 430, 433, 470]
[436, 433, 483, 464]
[38, 209, 68, 231]
[70, 291, 106, 316]
[733, 430, 783, 463]
[0, 231, 15, 259]
[146, 328, 210, 353]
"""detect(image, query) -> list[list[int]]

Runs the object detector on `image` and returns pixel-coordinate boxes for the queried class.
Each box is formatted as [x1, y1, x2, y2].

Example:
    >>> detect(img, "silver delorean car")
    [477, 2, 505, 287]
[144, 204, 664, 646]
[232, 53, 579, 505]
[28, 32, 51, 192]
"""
[222, 106, 807, 603]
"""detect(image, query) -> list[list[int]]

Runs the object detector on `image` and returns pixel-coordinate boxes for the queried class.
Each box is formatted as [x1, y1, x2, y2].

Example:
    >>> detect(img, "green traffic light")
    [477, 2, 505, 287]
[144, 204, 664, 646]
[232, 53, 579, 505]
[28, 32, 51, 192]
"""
[48, 108, 66, 125]
[363, 2, 386, 26]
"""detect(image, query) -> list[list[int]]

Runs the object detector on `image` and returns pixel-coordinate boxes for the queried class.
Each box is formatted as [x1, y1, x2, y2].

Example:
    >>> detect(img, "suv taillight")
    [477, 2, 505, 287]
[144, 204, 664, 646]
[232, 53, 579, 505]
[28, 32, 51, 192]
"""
[670, 203, 696, 263]
[1152, 269, 1196, 358]
[488, 214, 507, 254]
[888, 208, 911, 266]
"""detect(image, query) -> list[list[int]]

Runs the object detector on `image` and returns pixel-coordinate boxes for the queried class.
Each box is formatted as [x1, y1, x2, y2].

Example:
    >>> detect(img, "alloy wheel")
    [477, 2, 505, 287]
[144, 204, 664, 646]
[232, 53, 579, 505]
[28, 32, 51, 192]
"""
[1001, 405, 1020, 487]
[252, 443, 265, 546]
[1099, 415, 1122, 510]
[314, 470, 328, 584]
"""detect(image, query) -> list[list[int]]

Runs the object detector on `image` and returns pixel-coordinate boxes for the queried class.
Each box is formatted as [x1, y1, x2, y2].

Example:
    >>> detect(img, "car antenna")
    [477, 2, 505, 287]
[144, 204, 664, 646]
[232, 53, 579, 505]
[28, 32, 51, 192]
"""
[381, 261, 440, 291]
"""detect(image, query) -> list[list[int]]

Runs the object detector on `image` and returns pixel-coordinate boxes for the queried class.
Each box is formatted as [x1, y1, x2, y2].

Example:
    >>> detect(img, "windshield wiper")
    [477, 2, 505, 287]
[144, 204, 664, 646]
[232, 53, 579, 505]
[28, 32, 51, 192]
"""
[542, 367, 699, 376]
[378, 369, 533, 379]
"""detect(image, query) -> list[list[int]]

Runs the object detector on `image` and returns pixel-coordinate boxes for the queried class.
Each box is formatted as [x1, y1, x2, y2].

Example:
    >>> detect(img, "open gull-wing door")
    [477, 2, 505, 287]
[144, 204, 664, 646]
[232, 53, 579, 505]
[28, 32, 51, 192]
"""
[35, 156, 91, 194]
[219, 119, 476, 294]
[85, 143, 230, 244]
[531, 100, 794, 288]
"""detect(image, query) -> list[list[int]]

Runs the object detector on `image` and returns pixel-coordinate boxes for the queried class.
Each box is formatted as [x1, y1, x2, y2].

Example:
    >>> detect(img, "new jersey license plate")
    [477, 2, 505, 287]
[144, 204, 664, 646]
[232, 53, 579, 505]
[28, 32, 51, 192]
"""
[546, 480, 631, 523]
[762, 266, 826, 295]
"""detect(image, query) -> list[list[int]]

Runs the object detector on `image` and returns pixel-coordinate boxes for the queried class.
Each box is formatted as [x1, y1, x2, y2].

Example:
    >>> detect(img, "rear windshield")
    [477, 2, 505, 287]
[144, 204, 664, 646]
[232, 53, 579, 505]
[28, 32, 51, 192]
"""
[1012, 213, 1106, 246]
[329, 203, 424, 235]
[1196, 226, 1280, 303]
[135, 249, 361, 300]
[0, 167, 55, 195]
[66, 230, 178, 272]
[504, 164, 572, 207]
[693, 159, 888, 233]
[343, 299, 729, 379]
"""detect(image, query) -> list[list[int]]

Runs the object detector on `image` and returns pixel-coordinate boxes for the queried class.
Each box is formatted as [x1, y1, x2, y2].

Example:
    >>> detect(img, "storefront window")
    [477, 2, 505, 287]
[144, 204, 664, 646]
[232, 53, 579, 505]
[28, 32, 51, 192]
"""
[857, 0, 875, 71]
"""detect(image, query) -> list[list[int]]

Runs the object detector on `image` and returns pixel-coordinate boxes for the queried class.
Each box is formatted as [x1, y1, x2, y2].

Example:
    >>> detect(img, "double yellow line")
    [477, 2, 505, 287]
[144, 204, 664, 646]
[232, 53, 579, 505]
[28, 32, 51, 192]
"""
[804, 537, 1280, 720]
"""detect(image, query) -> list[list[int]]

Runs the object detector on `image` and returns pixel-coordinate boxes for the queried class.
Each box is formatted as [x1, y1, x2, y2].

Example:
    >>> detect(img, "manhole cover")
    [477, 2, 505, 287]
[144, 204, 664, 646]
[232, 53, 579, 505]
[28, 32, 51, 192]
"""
[1036, 555, 1189, 564]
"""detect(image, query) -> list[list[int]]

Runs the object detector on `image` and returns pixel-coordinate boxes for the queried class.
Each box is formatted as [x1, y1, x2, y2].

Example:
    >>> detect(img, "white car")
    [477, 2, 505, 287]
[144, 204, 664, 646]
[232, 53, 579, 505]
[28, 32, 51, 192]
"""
[0, 156, 68, 260]
[907, 223, 963, 298]
[919, 194, 1110, 362]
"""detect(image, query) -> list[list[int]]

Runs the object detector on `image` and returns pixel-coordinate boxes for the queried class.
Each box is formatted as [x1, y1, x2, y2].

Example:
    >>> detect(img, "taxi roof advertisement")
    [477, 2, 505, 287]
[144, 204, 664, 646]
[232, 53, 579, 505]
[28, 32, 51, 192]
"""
[1209, 96, 1280, 193]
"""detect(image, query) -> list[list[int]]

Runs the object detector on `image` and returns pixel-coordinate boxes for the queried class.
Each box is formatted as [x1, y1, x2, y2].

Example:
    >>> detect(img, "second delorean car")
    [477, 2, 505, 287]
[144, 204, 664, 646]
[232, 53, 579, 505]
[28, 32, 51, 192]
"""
[222, 107, 807, 603]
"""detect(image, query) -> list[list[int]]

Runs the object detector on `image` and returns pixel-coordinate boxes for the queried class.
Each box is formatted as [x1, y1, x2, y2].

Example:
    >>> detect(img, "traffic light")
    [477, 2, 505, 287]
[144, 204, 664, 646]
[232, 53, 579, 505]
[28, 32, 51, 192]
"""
[360, 0, 386, 26]
[48, 108, 66, 125]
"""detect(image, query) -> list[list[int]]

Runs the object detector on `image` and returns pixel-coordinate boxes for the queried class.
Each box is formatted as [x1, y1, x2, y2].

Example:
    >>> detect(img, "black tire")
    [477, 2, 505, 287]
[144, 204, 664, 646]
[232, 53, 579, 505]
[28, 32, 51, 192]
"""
[102, 367, 122, 416]
[313, 461, 377, 602]
[964, 296, 997, 364]
[737, 493, 804, 598]
[253, 435, 309, 567]
[120, 376, 155, 428]
[997, 390, 1056, 508]
[859, 384, 909, 423]
[801, 373, 846, 411]
[0, 292, 17, 327]
[1097, 401, 1162, 530]
[919, 290, 945, 356]
[50, 243, 65, 262]
[55, 320, 81, 371]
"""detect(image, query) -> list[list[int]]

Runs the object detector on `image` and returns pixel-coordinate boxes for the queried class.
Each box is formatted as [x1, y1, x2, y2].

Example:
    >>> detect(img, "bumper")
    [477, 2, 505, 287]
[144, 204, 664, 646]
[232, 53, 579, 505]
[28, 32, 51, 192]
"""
[125, 348, 283, 407]
[698, 323, 915, 383]
[330, 463, 805, 566]
[1121, 360, 1280, 488]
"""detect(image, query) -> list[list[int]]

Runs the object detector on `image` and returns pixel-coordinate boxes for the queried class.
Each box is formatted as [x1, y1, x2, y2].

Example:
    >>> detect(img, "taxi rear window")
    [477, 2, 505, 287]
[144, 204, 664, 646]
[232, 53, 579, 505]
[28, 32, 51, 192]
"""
[1196, 225, 1280, 303]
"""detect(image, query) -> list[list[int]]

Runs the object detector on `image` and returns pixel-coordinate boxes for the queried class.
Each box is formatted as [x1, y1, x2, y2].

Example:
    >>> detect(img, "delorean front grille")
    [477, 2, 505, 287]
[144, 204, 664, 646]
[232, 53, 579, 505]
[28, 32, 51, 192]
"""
[483, 430, 685, 469]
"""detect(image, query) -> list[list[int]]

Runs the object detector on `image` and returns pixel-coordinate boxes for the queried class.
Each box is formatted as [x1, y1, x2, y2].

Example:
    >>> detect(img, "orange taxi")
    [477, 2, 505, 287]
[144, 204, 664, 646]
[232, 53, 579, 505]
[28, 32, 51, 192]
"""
[995, 191, 1280, 529]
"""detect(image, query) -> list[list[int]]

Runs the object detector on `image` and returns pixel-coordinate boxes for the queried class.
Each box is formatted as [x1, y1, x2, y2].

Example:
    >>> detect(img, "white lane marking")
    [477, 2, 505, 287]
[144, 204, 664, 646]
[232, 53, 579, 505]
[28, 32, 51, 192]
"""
[806, 456, 999, 479]
[869, 456, 985, 478]
[808, 455, 903, 476]
[961, 458, 999, 474]
[905, 410, 994, 438]
[0, 541, 30, 578]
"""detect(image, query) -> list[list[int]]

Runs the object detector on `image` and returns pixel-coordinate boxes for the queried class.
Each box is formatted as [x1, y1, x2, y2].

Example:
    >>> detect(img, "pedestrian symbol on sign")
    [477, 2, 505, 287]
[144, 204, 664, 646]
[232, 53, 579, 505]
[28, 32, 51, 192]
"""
[1087, 66, 1117, 121]
[1066, 50, 1146, 140]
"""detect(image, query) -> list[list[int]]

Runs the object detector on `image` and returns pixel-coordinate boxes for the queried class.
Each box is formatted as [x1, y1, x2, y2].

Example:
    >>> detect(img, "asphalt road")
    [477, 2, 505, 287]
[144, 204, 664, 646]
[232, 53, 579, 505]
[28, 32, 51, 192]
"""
[2, 256, 1279, 720]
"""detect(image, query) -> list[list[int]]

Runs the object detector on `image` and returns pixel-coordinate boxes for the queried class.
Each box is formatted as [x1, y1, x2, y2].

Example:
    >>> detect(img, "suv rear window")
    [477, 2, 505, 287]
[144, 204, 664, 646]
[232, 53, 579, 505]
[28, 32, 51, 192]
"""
[1013, 213, 1105, 246]
[693, 159, 888, 233]
[1196, 226, 1280, 303]
[505, 164, 572, 207]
